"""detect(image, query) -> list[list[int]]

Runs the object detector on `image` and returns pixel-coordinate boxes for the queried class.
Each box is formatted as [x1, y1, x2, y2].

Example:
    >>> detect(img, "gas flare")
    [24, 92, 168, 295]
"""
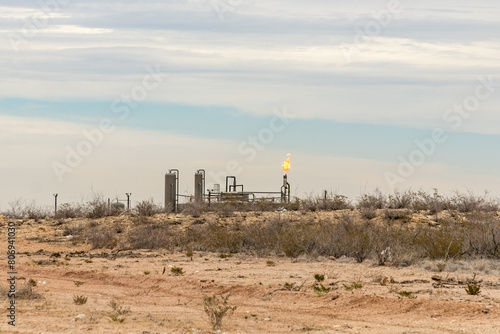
[282, 153, 291, 175]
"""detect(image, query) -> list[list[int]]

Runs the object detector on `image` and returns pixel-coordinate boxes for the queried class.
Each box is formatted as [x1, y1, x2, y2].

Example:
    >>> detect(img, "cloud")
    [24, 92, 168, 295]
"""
[1, 1, 500, 207]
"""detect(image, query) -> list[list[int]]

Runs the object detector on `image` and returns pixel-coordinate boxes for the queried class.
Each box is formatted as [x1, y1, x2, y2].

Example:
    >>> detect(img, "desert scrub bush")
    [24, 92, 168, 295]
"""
[63, 222, 83, 235]
[73, 294, 88, 305]
[383, 209, 411, 222]
[56, 203, 86, 218]
[108, 299, 130, 322]
[343, 281, 363, 291]
[203, 294, 237, 331]
[314, 274, 325, 282]
[86, 193, 108, 218]
[360, 207, 377, 220]
[398, 290, 415, 298]
[134, 198, 163, 217]
[357, 188, 386, 209]
[189, 220, 243, 253]
[312, 284, 331, 296]
[413, 189, 448, 214]
[387, 190, 415, 209]
[85, 223, 119, 249]
[215, 202, 237, 218]
[450, 190, 498, 213]
[299, 192, 352, 212]
[127, 222, 173, 250]
[461, 218, 500, 258]
[414, 224, 463, 260]
[336, 215, 372, 263]
[465, 283, 481, 295]
[181, 201, 207, 217]
[12, 279, 43, 300]
[4, 199, 50, 219]
[171, 267, 184, 276]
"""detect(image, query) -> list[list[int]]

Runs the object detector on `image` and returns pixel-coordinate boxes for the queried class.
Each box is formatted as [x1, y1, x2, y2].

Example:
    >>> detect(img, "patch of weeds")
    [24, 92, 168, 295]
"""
[314, 274, 325, 282]
[108, 299, 130, 315]
[73, 294, 88, 305]
[283, 282, 296, 291]
[343, 281, 363, 291]
[398, 291, 414, 298]
[465, 283, 481, 295]
[144, 270, 151, 275]
[15, 280, 43, 300]
[74, 281, 85, 287]
[109, 313, 125, 323]
[203, 294, 237, 331]
[84, 259, 93, 263]
[312, 284, 331, 297]
[219, 253, 232, 259]
[171, 267, 184, 276]
[108, 299, 130, 322]
[266, 260, 276, 267]
[186, 250, 194, 258]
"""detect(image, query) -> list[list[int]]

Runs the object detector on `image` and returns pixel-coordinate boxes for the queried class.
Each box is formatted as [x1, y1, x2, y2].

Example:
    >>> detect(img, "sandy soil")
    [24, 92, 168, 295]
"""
[1, 213, 500, 334]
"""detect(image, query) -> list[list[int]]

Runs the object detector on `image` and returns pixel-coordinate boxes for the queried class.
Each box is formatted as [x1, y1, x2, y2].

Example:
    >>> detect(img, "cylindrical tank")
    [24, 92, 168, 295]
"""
[165, 173, 177, 211]
[194, 172, 204, 202]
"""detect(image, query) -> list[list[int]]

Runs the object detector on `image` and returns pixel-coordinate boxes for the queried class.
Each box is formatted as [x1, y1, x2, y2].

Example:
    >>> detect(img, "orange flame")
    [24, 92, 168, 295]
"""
[282, 153, 291, 175]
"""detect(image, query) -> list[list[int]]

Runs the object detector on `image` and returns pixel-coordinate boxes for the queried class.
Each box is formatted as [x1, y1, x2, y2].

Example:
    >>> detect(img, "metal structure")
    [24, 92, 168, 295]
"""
[194, 169, 205, 202]
[206, 174, 290, 204]
[165, 169, 179, 212]
[125, 193, 132, 210]
[281, 174, 291, 203]
[165, 160, 291, 208]
[53, 193, 58, 217]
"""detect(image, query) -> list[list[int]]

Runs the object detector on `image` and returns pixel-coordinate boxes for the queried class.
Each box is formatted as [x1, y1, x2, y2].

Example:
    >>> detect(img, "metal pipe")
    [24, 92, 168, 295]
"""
[225, 176, 236, 192]
[53, 194, 58, 217]
[126, 193, 132, 210]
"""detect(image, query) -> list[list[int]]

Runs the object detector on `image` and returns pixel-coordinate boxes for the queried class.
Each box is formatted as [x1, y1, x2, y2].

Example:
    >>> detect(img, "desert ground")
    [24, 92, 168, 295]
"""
[1, 211, 500, 334]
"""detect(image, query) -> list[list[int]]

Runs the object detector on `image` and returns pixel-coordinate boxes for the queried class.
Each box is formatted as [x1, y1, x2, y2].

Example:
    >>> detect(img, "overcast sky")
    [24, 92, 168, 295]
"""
[1, 0, 500, 209]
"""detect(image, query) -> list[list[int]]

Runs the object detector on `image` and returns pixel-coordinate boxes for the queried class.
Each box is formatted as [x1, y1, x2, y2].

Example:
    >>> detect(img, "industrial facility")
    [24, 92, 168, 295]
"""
[165, 154, 292, 212]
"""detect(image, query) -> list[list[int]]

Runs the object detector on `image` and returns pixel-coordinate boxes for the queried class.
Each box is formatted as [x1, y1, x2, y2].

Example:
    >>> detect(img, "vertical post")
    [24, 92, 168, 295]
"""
[126, 193, 132, 210]
[53, 194, 58, 217]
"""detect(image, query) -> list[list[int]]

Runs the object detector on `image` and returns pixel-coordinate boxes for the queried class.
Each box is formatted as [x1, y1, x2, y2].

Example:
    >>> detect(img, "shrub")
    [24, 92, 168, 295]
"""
[357, 188, 386, 209]
[73, 295, 88, 305]
[128, 223, 172, 250]
[134, 199, 163, 217]
[360, 207, 377, 220]
[343, 282, 363, 291]
[171, 267, 184, 276]
[86, 224, 119, 249]
[383, 209, 411, 221]
[86, 193, 108, 219]
[314, 274, 325, 282]
[203, 294, 237, 331]
[56, 203, 85, 218]
[4, 199, 50, 219]
[465, 283, 481, 295]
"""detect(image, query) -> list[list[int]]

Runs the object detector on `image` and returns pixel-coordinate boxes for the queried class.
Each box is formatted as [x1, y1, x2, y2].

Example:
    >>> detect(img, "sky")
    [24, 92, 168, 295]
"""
[1, 0, 500, 209]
